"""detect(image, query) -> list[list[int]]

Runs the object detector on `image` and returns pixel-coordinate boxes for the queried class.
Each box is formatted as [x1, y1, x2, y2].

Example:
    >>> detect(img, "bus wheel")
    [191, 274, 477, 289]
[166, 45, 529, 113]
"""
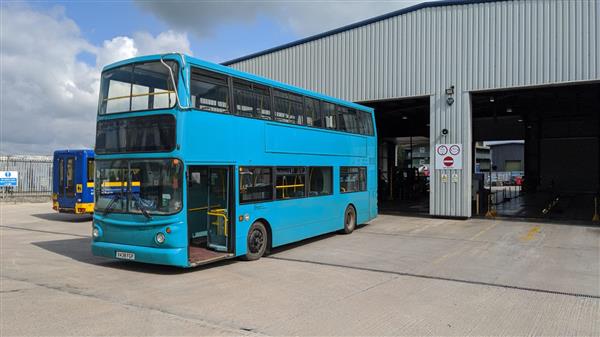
[342, 205, 356, 234]
[244, 221, 268, 261]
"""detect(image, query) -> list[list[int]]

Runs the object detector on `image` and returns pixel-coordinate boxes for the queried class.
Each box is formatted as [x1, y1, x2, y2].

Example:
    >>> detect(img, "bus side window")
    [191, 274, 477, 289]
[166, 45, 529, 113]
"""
[321, 101, 337, 130]
[358, 111, 374, 135]
[274, 90, 304, 125]
[275, 167, 306, 199]
[233, 80, 271, 120]
[304, 97, 321, 127]
[337, 106, 359, 133]
[239, 167, 273, 203]
[308, 167, 332, 196]
[340, 166, 367, 193]
[190, 68, 230, 114]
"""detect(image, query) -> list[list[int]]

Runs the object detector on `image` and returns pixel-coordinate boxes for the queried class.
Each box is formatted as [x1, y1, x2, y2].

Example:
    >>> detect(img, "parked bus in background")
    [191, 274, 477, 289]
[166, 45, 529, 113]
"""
[52, 149, 95, 214]
[91, 53, 377, 267]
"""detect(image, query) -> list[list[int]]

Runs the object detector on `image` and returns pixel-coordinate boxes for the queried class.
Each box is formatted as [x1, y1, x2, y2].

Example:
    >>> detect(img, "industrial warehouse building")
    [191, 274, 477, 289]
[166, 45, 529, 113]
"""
[223, 0, 600, 220]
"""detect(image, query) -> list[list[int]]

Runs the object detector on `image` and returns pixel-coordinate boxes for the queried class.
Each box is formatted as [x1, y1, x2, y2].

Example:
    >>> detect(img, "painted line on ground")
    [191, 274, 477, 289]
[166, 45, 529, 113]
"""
[267, 256, 600, 299]
[0, 225, 89, 238]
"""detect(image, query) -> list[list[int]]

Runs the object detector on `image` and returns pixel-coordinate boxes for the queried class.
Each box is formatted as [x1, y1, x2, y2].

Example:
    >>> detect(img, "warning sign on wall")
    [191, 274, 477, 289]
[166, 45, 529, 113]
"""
[435, 144, 462, 170]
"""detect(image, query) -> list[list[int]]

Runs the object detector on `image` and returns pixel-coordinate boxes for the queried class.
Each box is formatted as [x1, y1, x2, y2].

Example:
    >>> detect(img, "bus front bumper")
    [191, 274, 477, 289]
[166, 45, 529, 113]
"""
[92, 241, 189, 267]
[75, 203, 94, 214]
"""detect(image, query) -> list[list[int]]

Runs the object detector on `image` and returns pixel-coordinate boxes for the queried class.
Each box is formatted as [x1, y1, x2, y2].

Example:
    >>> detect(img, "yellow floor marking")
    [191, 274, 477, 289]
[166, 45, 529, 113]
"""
[520, 225, 541, 241]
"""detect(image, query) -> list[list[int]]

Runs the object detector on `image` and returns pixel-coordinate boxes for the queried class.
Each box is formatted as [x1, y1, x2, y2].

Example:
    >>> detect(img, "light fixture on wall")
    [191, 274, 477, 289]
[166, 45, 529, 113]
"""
[506, 108, 513, 113]
[489, 96, 495, 103]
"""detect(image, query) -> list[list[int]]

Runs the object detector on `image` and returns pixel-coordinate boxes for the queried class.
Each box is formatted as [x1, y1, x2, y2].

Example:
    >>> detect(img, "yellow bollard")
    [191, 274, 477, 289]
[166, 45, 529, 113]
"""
[593, 197, 600, 222]
[485, 193, 497, 218]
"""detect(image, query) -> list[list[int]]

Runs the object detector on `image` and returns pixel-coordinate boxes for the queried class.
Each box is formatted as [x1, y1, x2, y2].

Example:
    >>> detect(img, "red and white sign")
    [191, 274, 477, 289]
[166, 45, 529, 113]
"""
[443, 156, 454, 167]
[435, 143, 462, 170]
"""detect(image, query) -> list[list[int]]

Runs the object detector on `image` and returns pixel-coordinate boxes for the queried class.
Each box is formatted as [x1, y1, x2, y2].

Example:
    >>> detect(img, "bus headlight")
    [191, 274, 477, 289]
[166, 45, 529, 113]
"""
[92, 227, 100, 238]
[155, 232, 165, 244]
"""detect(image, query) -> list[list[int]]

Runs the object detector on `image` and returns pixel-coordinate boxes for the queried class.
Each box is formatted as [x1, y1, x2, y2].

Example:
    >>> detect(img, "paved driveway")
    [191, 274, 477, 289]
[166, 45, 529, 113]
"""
[1, 203, 598, 336]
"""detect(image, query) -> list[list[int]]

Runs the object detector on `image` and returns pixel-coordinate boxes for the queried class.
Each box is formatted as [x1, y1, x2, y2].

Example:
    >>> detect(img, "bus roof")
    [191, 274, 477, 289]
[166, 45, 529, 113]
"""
[53, 149, 94, 157]
[102, 54, 374, 113]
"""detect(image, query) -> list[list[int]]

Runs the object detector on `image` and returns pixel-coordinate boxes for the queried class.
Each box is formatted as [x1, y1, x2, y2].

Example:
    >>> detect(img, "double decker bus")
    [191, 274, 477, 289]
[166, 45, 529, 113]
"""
[91, 53, 377, 267]
[52, 149, 95, 214]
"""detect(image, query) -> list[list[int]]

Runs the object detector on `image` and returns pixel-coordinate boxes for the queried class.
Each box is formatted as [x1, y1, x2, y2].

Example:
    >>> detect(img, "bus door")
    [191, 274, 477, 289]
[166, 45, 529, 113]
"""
[58, 156, 76, 207]
[187, 166, 231, 253]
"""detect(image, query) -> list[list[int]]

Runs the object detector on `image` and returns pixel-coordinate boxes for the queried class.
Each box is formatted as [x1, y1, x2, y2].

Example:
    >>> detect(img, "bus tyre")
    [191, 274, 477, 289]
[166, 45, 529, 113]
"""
[244, 221, 268, 261]
[342, 205, 356, 234]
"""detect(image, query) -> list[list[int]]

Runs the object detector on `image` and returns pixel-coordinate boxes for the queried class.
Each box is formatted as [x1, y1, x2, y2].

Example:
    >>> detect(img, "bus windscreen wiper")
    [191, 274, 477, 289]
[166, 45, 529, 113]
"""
[102, 194, 121, 216]
[131, 193, 152, 219]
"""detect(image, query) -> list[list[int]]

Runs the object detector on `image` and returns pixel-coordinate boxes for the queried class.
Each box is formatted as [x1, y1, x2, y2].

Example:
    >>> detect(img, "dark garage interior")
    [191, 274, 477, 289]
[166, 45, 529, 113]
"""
[471, 82, 600, 221]
[362, 96, 431, 214]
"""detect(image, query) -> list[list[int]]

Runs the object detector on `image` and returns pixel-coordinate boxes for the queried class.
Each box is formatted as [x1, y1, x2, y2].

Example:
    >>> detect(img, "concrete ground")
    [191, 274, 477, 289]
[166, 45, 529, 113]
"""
[1, 202, 599, 336]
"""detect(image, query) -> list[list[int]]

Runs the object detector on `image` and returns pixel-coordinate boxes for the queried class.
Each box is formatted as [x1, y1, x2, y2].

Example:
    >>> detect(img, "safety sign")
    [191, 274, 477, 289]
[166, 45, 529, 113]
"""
[0, 171, 18, 187]
[435, 144, 462, 170]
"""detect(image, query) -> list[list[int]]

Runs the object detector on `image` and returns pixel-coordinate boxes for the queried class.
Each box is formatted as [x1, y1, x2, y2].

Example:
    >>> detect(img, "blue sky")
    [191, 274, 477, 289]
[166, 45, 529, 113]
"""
[1, 0, 426, 154]
[27, 1, 294, 64]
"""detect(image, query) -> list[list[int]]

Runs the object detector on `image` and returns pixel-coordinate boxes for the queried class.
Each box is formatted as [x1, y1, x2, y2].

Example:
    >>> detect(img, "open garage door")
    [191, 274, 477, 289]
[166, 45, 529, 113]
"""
[471, 82, 600, 222]
[361, 96, 431, 215]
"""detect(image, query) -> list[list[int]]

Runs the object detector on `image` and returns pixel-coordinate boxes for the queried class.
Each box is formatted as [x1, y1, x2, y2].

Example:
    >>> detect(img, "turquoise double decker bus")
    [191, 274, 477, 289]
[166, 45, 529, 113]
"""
[91, 53, 377, 267]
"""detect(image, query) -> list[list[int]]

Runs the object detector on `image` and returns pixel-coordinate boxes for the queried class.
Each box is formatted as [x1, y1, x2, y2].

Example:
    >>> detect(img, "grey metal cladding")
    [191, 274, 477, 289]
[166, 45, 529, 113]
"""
[226, 0, 600, 217]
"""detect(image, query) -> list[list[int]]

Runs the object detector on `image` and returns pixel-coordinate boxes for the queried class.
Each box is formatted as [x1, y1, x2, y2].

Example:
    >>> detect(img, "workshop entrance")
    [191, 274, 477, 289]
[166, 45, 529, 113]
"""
[361, 96, 431, 214]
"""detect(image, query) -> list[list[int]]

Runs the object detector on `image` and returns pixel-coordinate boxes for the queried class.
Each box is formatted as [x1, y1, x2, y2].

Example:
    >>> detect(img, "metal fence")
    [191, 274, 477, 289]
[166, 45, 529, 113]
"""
[0, 155, 53, 199]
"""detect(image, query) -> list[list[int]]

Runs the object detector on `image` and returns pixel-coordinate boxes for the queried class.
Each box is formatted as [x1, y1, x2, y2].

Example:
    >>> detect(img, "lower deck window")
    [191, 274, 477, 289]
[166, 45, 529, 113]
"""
[308, 167, 332, 196]
[340, 167, 367, 193]
[275, 167, 306, 199]
[239, 167, 273, 203]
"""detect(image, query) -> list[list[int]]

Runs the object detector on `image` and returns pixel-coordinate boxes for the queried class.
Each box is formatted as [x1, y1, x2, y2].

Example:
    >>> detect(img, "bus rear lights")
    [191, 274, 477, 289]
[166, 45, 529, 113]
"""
[155, 232, 166, 244]
[165, 227, 171, 234]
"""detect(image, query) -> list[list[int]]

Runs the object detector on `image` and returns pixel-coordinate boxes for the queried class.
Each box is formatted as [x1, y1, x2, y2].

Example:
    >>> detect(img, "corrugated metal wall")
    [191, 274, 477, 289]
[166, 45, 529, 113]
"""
[227, 0, 600, 217]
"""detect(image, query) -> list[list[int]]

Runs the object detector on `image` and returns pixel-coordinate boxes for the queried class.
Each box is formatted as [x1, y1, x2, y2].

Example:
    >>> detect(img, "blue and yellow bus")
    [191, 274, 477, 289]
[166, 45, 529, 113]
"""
[91, 53, 377, 267]
[52, 149, 95, 214]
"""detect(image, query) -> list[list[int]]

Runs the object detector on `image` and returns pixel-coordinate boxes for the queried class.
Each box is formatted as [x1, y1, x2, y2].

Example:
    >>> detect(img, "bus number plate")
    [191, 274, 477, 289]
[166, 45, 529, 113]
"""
[116, 251, 135, 260]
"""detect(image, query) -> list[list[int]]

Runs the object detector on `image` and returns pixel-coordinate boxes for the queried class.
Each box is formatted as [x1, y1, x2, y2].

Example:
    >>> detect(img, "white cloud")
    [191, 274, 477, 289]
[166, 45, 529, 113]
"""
[0, 5, 192, 154]
[135, 1, 424, 38]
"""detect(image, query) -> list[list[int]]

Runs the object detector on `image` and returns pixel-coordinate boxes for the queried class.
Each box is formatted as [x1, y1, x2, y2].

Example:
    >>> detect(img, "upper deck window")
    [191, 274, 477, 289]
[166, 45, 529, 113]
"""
[337, 106, 359, 134]
[274, 90, 304, 125]
[233, 80, 271, 120]
[99, 61, 178, 115]
[190, 68, 230, 113]
[321, 101, 337, 129]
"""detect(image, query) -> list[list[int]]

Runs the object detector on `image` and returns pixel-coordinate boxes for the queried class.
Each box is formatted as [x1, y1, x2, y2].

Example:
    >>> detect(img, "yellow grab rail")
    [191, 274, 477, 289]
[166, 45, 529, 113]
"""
[104, 90, 176, 101]
[207, 208, 228, 236]
[275, 184, 305, 189]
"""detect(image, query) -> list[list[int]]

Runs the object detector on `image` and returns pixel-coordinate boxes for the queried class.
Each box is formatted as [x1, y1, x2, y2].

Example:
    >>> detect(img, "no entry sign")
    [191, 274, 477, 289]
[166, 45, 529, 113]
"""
[435, 144, 462, 170]
[443, 156, 454, 167]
